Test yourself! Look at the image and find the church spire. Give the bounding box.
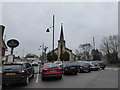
[60,23,64,41]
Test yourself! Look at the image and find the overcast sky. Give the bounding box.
[1,2,118,57]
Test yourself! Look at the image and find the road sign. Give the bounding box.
[7,39,19,48]
[7,39,19,55]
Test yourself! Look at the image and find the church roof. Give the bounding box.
[53,47,72,52]
[59,23,64,41]
[65,48,72,52]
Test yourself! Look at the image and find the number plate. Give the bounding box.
[70,67,75,69]
[50,70,56,72]
[6,73,16,75]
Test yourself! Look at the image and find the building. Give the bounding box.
[53,24,76,61]
[0,25,7,64]
[79,53,93,60]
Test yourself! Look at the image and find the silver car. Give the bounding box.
[89,61,100,71]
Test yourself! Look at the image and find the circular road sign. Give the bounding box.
[7,39,19,48]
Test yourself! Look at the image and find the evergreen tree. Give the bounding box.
[60,51,70,61]
[47,52,58,62]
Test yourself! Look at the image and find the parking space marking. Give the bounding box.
[36,73,39,83]
[114,68,118,71]
[105,68,118,71]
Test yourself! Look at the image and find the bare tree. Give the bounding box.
[101,35,118,54]
[101,35,118,64]
[79,43,92,60]
[101,36,111,55]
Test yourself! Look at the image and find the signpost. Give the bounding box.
[7,39,19,62]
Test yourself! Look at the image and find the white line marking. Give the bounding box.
[115,68,118,71]
[36,73,39,83]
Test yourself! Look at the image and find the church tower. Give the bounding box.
[53,23,76,61]
[58,23,66,60]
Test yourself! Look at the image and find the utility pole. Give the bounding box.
[53,15,55,56]
[41,42,44,65]
[23,49,25,59]
[46,15,55,62]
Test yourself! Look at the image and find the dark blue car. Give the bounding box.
[62,62,79,75]
[75,61,91,73]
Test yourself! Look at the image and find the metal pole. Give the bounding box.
[52,15,55,62]
[53,15,54,54]
[42,42,44,65]
[11,48,14,55]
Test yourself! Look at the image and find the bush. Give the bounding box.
[47,52,58,62]
[60,51,70,61]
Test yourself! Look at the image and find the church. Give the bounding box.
[53,24,76,61]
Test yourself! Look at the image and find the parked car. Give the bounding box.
[75,61,91,73]
[53,61,63,66]
[2,62,34,86]
[88,61,100,71]
[32,60,41,66]
[62,61,79,75]
[94,61,106,69]
[41,63,63,80]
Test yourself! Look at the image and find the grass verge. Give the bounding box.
[106,64,119,68]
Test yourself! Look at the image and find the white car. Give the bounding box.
[89,61,100,71]
[53,61,62,66]
[32,60,41,66]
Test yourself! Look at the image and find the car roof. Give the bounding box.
[54,61,62,63]
[44,63,53,65]
[4,61,27,65]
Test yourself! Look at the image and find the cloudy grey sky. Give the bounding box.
[1,2,118,57]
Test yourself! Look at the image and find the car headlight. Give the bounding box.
[80,67,82,69]
[0,70,2,74]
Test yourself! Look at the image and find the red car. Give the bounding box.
[41,63,63,80]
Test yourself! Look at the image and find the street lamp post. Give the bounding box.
[46,15,55,62]
[38,45,42,57]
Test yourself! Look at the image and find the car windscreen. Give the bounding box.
[92,61,99,64]
[44,64,59,68]
[54,61,62,64]
[77,61,87,65]
[3,64,23,70]
[64,62,77,67]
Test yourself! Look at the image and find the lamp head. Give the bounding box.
[46,28,50,32]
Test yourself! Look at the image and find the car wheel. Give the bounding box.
[59,76,62,79]
[42,77,45,81]
[101,67,105,70]
[74,72,77,75]
[24,76,29,85]
[96,68,99,71]
[88,69,91,72]
[63,71,66,75]
[2,84,6,88]
[78,69,80,73]
[84,69,89,73]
